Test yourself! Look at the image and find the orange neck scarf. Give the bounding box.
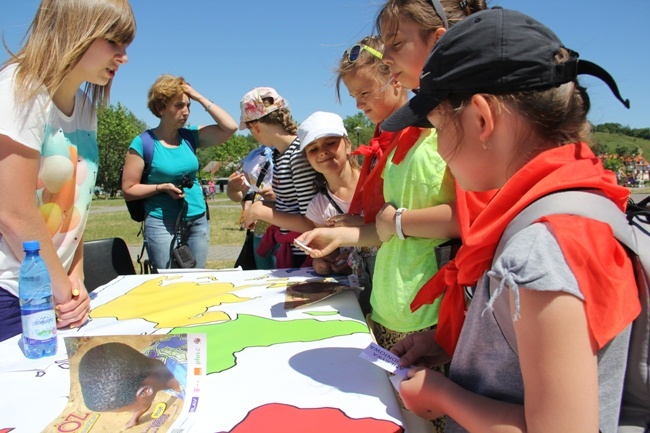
[349,125,423,223]
[412,143,640,356]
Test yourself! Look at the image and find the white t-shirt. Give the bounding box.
[0,64,98,296]
[305,190,350,227]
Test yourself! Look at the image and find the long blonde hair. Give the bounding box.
[3,0,136,109]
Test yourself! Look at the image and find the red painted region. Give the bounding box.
[0,428,15,433]
[228,403,403,433]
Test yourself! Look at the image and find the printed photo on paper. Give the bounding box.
[41,333,206,433]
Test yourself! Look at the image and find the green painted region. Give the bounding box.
[305,311,339,316]
[171,314,368,374]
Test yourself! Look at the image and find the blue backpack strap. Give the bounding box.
[178,128,198,153]
[140,130,156,180]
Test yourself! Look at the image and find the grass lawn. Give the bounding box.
[86,188,649,272]
[86,195,247,270]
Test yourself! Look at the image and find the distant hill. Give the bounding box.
[592,131,650,158]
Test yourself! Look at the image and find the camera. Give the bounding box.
[172,243,196,268]
[176,174,193,190]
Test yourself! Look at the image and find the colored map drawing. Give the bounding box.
[172,314,369,373]
[90,275,253,328]
[225,403,403,433]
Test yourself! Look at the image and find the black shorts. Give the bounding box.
[0,287,22,342]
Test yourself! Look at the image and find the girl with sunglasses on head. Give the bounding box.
[329,35,411,314]
[300,36,454,433]
[0,0,136,341]
[298,0,488,345]
[336,36,406,227]
[121,74,237,271]
[386,8,636,432]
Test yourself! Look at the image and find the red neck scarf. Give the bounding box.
[412,143,640,356]
[257,225,313,269]
[349,125,423,222]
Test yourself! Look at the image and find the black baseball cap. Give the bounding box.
[382,8,630,132]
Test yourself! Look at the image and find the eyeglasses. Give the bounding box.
[344,44,383,63]
[430,0,449,29]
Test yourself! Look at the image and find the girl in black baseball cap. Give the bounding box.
[389,8,635,433]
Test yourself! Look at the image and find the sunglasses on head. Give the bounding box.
[344,44,383,63]
[430,0,449,29]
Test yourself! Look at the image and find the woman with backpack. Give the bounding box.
[121,75,237,270]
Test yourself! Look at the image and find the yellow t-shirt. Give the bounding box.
[371,129,455,332]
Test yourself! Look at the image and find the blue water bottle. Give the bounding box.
[19,240,57,359]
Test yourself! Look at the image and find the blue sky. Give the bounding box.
[1,0,648,133]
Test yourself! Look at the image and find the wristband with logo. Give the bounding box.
[395,207,407,240]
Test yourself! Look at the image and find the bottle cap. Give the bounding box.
[23,240,40,251]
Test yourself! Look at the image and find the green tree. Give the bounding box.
[342,112,373,149]
[96,103,147,198]
[615,144,630,158]
[602,156,623,175]
[590,140,609,156]
[594,122,624,134]
[635,128,650,140]
[244,133,259,149]
[196,134,256,178]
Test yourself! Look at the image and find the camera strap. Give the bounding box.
[175,198,189,241]
[166,198,189,269]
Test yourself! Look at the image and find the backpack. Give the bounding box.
[122,128,198,222]
[490,190,650,431]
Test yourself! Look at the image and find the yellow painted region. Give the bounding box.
[91,276,252,328]
[235,276,290,288]
[151,402,167,419]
